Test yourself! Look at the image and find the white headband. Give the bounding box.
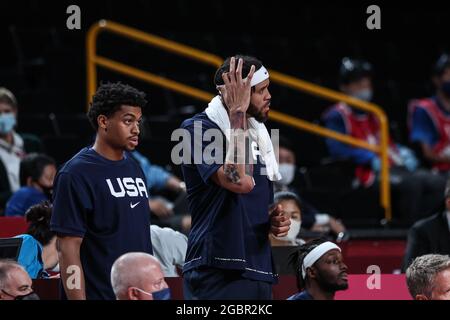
[302,242,341,279]
[250,66,269,87]
[216,65,269,92]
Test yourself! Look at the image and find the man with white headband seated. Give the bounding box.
[180,55,290,299]
[288,239,349,300]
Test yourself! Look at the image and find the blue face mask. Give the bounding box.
[1,289,40,300]
[351,88,373,102]
[135,287,171,300]
[151,287,171,300]
[0,113,16,134]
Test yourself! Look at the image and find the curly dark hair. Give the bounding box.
[289,238,328,290]
[87,82,148,130]
[25,201,54,246]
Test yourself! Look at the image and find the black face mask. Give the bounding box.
[41,186,53,199]
[2,289,40,300]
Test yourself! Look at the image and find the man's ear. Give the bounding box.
[127,287,139,300]
[415,294,429,300]
[97,115,108,132]
[307,267,316,280]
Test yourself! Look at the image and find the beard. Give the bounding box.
[247,102,270,123]
[320,281,349,292]
[316,272,349,292]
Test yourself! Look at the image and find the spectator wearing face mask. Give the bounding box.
[287,239,348,300]
[322,57,446,224]
[0,259,40,300]
[270,191,304,246]
[0,88,44,214]
[409,53,450,176]
[275,137,346,238]
[111,252,171,300]
[5,153,56,217]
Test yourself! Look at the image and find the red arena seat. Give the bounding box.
[0,217,28,237]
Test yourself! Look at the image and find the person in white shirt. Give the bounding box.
[0,87,43,212]
[150,224,187,277]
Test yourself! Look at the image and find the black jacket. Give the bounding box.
[402,211,450,271]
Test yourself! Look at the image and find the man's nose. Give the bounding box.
[132,122,140,134]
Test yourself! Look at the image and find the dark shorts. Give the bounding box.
[183,267,273,300]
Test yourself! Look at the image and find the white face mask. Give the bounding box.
[278,163,296,186]
[275,219,301,243]
[351,89,373,102]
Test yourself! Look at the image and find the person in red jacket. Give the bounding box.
[323,57,446,224]
[409,53,450,174]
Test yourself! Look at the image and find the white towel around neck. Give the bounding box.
[205,95,281,182]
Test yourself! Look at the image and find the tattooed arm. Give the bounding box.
[211,57,255,193]
[224,109,253,181]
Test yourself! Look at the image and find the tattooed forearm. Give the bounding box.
[228,110,247,163]
[229,110,246,130]
[224,110,254,184]
[224,163,241,183]
[245,162,253,176]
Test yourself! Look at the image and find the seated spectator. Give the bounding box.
[5,153,56,216]
[270,191,303,246]
[0,88,44,213]
[287,239,348,300]
[131,151,191,234]
[275,136,346,238]
[409,53,450,174]
[406,254,450,300]
[132,150,186,194]
[110,252,171,300]
[0,259,40,300]
[150,224,187,277]
[14,201,57,278]
[402,178,450,271]
[323,57,446,224]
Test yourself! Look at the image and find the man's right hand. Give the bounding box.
[217,57,255,114]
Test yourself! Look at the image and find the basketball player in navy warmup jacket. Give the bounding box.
[181,56,291,300]
[50,82,153,300]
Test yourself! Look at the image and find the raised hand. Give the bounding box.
[218,57,255,114]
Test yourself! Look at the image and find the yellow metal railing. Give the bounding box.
[86,20,391,221]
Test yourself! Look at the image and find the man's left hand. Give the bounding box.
[269,204,291,237]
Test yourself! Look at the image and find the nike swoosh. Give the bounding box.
[130,201,140,209]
